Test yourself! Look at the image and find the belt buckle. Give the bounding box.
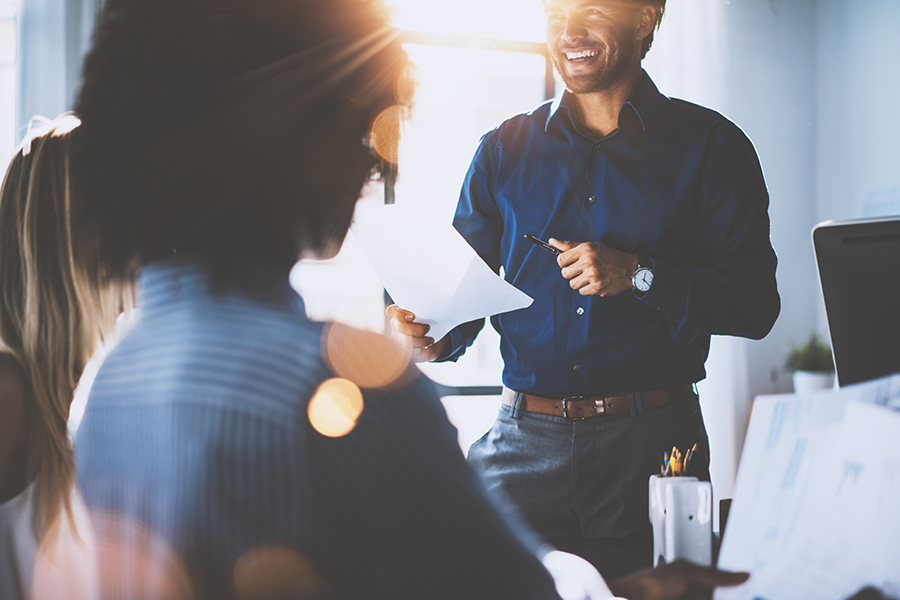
[562,396,585,421]
[562,395,605,421]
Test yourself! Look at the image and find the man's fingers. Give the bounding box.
[703,570,750,587]
[408,336,436,349]
[671,561,749,588]
[390,328,433,349]
[389,313,431,337]
[548,238,576,252]
[553,239,580,267]
[846,586,889,600]
[390,320,433,348]
[385,304,416,322]
[610,561,749,600]
[568,274,590,291]
[409,335,450,363]
[414,345,441,362]
[560,262,583,280]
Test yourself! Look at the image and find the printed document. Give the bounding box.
[716,374,900,600]
[351,204,533,342]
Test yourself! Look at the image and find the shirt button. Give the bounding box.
[587,195,597,204]
[576,307,585,316]
[573,364,581,372]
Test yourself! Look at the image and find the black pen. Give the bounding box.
[524,233,561,256]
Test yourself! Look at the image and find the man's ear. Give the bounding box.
[635,6,658,41]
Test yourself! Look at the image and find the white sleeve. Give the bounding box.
[541,550,627,600]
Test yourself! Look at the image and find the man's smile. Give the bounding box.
[566,49,600,61]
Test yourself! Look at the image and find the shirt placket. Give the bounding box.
[565,140,607,395]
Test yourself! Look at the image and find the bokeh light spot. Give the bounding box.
[31,506,97,600]
[370,105,405,165]
[322,323,410,390]
[308,378,364,438]
[234,545,334,600]
[88,509,194,600]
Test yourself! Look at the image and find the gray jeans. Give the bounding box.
[468,391,710,577]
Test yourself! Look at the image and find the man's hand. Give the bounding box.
[846,587,895,600]
[608,560,749,600]
[550,239,638,297]
[385,305,450,363]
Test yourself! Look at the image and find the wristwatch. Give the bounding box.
[632,254,654,297]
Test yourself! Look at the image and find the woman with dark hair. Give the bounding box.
[0,116,127,599]
[71,0,570,598]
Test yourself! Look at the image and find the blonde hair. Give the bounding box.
[0,115,128,534]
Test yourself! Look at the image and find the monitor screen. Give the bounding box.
[813,217,900,387]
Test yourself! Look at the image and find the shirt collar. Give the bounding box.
[137,260,305,315]
[544,69,662,134]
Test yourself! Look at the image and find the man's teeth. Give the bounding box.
[566,49,599,60]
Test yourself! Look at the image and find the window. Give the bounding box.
[290,2,556,449]
[0,0,15,168]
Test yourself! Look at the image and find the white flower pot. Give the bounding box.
[792,370,834,395]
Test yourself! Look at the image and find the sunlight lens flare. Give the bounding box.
[322,323,410,390]
[370,105,405,165]
[308,378,365,438]
[234,545,333,600]
[394,61,417,109]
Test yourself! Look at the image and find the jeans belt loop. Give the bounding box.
[510,391,525,420]
[561,397,574,421]
[634,390,644,416]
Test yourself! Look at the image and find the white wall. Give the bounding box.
[0,0,15,168]
[814,0,900,334]
[815,0,900,226]
[644,0,820,504]
[641,0,900,507]
[15,0,96,143]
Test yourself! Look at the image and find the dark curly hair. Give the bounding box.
[74,0,411,286]
[540,0,666,59]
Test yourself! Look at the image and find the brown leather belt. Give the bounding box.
[501,385,693,421]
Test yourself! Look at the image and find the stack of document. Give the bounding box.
[716,374,900,600]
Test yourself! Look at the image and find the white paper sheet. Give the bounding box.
[716,374,900,600]
[350,204,533,341]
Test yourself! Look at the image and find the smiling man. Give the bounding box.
[389,0,780,579]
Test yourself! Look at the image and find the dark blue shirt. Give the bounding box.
[442,71,779,397]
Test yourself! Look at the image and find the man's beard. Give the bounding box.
[551,37,636,94]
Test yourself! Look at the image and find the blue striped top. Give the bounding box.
[75,262,559,599]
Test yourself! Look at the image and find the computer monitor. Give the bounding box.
[813,216,900,387]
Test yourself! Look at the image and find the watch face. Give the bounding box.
[634,268,653,292]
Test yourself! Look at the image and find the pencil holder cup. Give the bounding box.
[648,475,713,567]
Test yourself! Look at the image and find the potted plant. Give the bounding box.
[785,333,835,394]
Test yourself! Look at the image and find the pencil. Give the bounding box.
[688,443,698,475]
